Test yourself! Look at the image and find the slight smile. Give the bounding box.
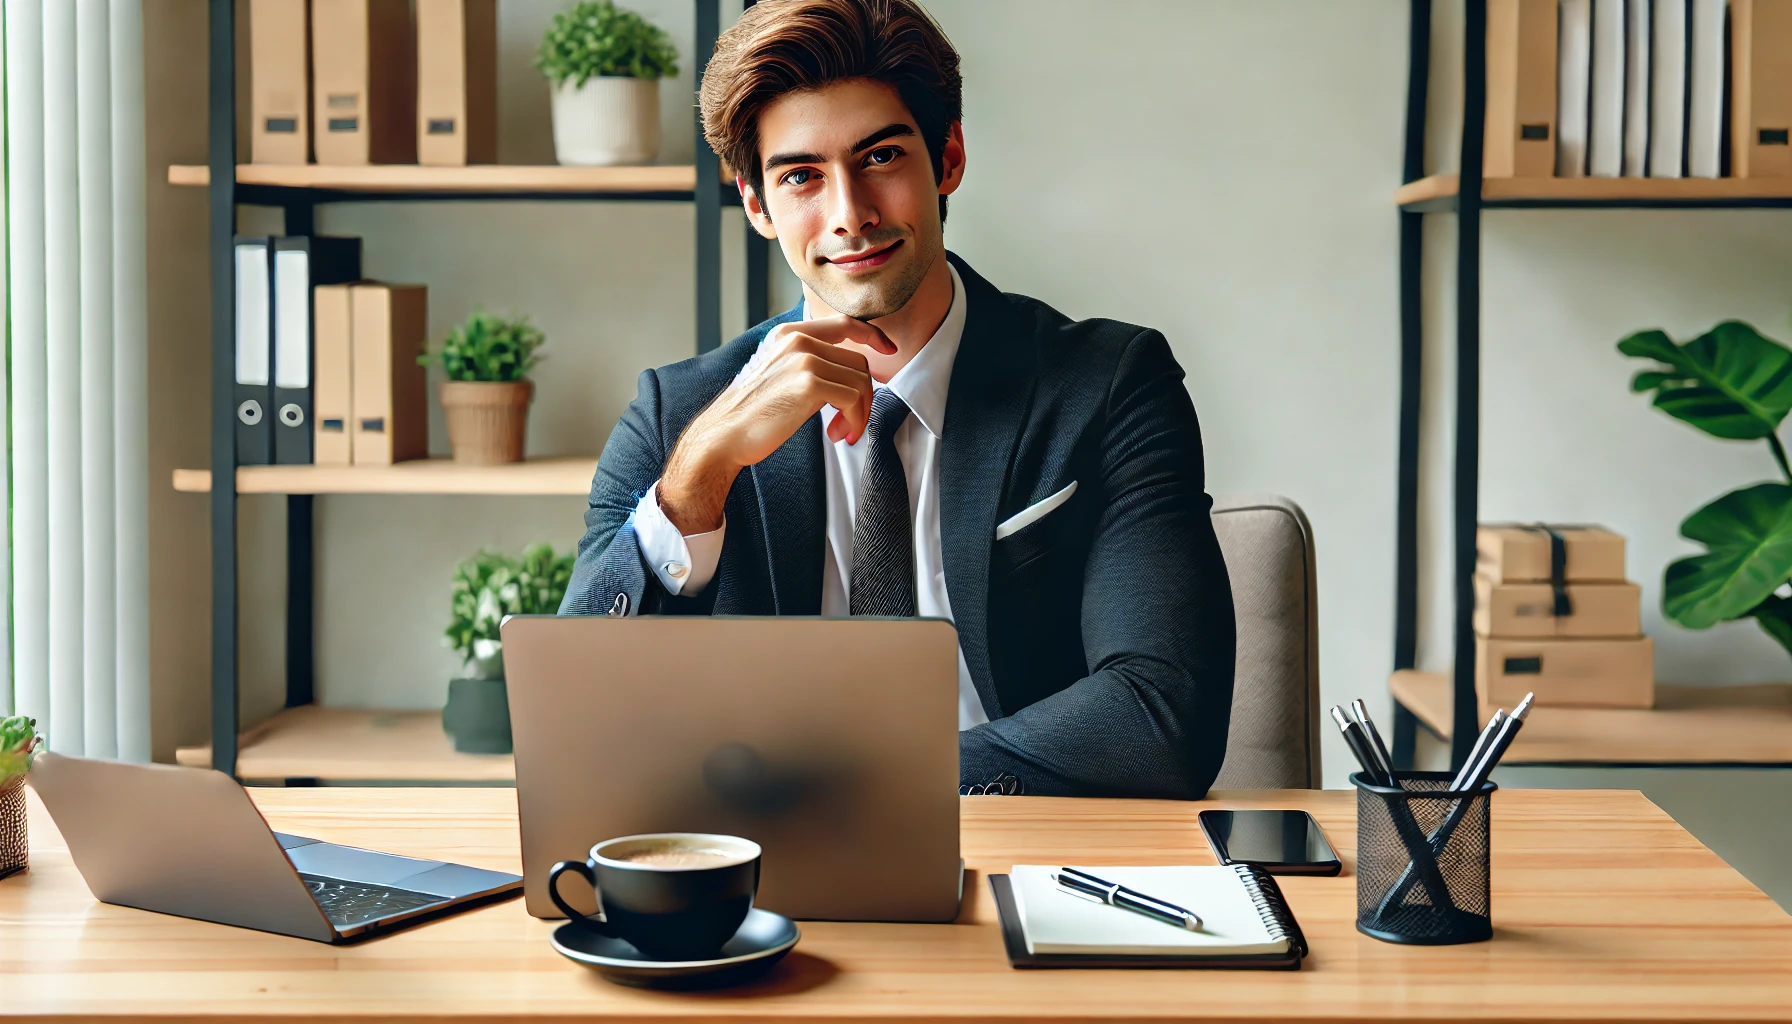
[826,239,902,273]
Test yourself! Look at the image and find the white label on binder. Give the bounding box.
[235,242,270,386]
[274,248,311,388]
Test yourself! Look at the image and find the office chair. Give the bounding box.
[1209,495,1321,790]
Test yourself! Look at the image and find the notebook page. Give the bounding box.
[1009,865,1290,957]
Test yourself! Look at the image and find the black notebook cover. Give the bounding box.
[988,872,1306,971]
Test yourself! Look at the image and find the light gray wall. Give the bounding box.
[148,1,1792,787]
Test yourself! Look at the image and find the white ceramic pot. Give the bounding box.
[550,75,661,166]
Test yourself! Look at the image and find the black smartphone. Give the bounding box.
[1198,809,1342,876]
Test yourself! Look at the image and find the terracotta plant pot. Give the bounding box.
[440,380,533,465]
[0,777,26,880]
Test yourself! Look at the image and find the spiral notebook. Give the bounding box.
[989,865,1306,970]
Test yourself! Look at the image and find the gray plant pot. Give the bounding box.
[442,676,513,755]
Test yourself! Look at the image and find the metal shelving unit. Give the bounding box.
[1390,0,1792,770]
[201,0,768,778]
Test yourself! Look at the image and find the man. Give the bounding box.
[560,0,1235,799]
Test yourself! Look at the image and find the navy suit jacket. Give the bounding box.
[560,255,1236,798]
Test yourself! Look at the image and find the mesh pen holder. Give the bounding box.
[1353,771,1495,945]
[0,777,26,880]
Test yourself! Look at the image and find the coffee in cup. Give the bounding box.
[549,833,761,961]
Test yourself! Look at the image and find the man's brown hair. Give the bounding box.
[699,0,963,221]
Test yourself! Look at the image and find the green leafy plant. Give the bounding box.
[419,310,546,383]
[443,544,576,677]
[0,716,40,785]
[535,0,680,87]
[1620,320,1792,653]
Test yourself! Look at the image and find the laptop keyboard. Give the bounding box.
[301,875,442,928]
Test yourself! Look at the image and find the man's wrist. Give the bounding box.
[659,431,736,535]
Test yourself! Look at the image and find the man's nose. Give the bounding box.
[828,174,879,237]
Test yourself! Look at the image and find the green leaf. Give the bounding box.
[440,543,578,662]
[1751,594,1792,658]
[420,309,547,383]
[1663,483,1792,628]
[534,0,679,85]
[1618,321,1792,440]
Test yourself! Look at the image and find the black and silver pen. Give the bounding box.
[1331,705,1391,786]
[1052,867,1203,931]
[1350,698,1397,781]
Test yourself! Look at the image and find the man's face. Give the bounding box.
[747,79,963,320]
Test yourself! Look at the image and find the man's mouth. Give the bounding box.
[826,239,902,273]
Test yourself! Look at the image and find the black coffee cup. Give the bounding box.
[549,832,761,962]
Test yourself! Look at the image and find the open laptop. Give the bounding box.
[28,753,521,942]
[500,615,963,923]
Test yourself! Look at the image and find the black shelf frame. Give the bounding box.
[205,0,770,777]
[1389,0,1792,770]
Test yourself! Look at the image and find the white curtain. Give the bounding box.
[4,0,151,761]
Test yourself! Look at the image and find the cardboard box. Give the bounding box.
[349,283,429,465]
[417,0,497,166]
[250,0,311,164]
[1477,636,1655,709]
[1473,574,1642,638]
[312,0,416,165]
[313,284,354,465]
[1476,524,1626,583]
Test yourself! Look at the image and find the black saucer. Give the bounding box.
[549,908,800,989]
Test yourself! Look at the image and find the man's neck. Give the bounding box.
[802,252,954,383]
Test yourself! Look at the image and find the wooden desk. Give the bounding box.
[6,787,1791,1023]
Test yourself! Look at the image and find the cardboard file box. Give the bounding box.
[312,0,416,165]
[1473,575,1642,638]
[349,284,429,465]
[250,0,311,164]
[1732,0,1792,178]
[313,285,354,465]
[417,0,497,166]
[1483,0,1558,177]
[1477,636,1655,710]
[1476,524,1626,583]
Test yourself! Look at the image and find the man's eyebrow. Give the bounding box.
[762,124,918,172]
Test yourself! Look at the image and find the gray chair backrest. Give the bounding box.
[1209,495,1320,790]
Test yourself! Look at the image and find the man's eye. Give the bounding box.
[866,147,900,166]
[780,168,815,186]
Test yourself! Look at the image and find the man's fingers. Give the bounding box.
[790,315,899,355]
[814,379,871,443]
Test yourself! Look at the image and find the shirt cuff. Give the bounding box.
[632,481,724,596]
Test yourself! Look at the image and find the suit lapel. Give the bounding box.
[940,256,1036,717]
[748,416,826,614]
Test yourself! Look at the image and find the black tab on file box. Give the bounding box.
[1503,657,1543,675]
[360,418,386,433]
[265,118,298,133]
[427,118,456,135]
[321,418,346,432]
[328,118,359,133]
[1520,124,1550,140]
[1760,129,1790,146]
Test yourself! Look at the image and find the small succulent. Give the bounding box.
[1,716,40,784]
[536,0,680,87]
[444,544,576,677]
[419,309,546,383]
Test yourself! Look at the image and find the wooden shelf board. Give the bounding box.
[1390,668,1792,764]
[1396,173,1792,208]
[172,456,596,495]
[168,163,724,194]
[174,705,515,782]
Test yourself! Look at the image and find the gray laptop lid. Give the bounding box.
[501,616,962,923]
[28,752,335,942]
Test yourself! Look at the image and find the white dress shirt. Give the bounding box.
[632,264,988,729]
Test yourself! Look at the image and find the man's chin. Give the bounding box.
[807,278,907,321]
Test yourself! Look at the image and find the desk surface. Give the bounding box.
[6,786,1791,1023]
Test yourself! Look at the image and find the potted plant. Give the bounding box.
[420,309,546,465]
[1,716,40,880]
[535,0,679,166]
[439,543,575,754]
[1619,319,1792,653]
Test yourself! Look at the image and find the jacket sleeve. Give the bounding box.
[957,330,1236,798]
[559,368,674,617]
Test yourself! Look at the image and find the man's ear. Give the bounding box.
[739,177,777,239]
[937,121,967,198]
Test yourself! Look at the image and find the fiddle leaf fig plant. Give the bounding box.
[443,543,576,679]
[1621,320,1792,654]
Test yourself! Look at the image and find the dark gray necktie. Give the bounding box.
[849,389,916,617]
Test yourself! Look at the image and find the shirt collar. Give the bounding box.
[806,261,965,440]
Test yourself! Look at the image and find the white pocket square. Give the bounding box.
[995,481,1078,540]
